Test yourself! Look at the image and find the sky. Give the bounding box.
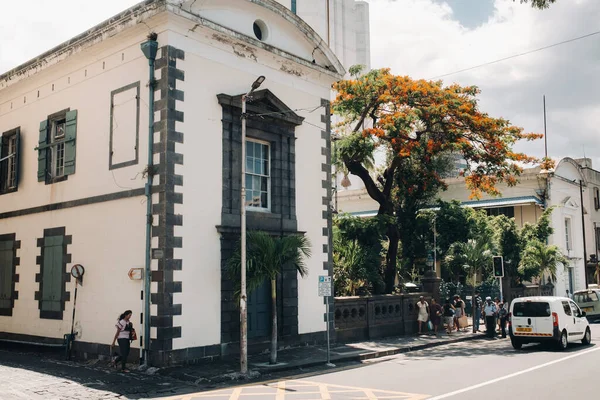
[1,0,599,167]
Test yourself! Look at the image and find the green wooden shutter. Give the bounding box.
[64,110,77,176]
[38,120,48,182]
[14,128,20,189]
[42,236,63,312]
[0,241,14,310]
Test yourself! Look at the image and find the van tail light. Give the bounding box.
[552,312,559,327]
[508,312,512,327]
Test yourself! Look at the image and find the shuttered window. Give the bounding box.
[36,228,71,320]
[0,235,18,316]
[0,128,20,194]
[37,110,77,183]
[41,235,64,314]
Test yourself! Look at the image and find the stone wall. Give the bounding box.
[334,293,428,343]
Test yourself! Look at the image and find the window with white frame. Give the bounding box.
[565,218,572,251]
[0,129,19,194]
[50,118,66,178]
[245,140,270,210]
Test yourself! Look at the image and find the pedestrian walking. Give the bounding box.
[111,310,136,373]
[443,298,456,335]
[483,297,498,338]
[429,298,442,335]
[453,295,466,332]
[416,296,429,335]
[473,291,483,332]
[498,302,508,338]
[495,297,501,332]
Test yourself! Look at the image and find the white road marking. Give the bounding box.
[427,346,600,399]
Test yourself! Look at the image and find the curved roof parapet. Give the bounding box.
[554,157,587,185]
[0,0,345,89]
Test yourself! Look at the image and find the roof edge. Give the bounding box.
[0,0,166,86]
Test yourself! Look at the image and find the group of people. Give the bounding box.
[416,292,509,338]
[416,295,468,335]
[473,291,509,338]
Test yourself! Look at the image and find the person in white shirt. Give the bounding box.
[416,296,429,334]
[482,297,498,338]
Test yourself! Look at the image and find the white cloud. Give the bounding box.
[368,0,600,166]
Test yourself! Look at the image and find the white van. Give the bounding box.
[509,296,592,350]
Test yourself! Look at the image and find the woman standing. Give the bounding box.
[443,298,456,335]
[111,310,133,373]
[416,296,429,334]
[429,298,442,335]
[453,295,465,332]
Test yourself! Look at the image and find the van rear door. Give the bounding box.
[512,301,552,335]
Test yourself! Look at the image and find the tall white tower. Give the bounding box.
[273,0,371,73]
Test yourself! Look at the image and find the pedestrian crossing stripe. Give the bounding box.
[513,333,553,337]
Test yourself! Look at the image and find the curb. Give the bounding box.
[251,333,486,374]
[161,333,487,383]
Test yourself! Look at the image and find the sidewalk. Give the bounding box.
[160,327,484,384]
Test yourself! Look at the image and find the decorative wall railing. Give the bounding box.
[334,293,428,342]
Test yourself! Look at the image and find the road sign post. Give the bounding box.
[318,275,335,367]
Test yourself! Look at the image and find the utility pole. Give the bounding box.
[140,33,158,367]
[240,76,265,375]
[580,180,589,289]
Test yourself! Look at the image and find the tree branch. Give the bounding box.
[346,160,386,206]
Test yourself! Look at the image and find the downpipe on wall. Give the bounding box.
[140,32,158,366]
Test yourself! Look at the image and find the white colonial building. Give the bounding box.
[0,0,372,365]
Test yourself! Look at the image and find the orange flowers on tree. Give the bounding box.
[332,67,541,293]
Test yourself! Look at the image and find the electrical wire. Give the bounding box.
[428,29,600,80]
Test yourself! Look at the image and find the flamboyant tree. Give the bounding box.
[333,68,542,293]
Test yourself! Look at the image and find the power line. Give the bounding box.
[429,29,600,80]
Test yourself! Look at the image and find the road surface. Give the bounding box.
[168,324,600,400]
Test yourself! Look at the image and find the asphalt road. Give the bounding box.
[173,324,600,400]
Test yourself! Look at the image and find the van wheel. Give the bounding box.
[511,339,522,350]
[557,330,568,351]
[582,328,592,345]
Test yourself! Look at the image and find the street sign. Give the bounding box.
[70,264,85,282]
[318,275,332,297]
[128,268,143,280]
[493,256,504,278]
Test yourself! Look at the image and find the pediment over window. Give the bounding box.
[561,196,579,209]
[217,89,304,126]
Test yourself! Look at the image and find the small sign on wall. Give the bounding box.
[128,268,143,280]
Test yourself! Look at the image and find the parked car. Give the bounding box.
[509,296,592,350]
[573,288,600,322]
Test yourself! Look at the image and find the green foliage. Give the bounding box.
[515,0,556,9]
[227,231,311,297]
[445,239,494,286]
[518,240,568,283]
[333,215,387,295]
[491,215,522,282]
[521,206,554,243]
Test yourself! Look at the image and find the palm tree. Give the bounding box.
[518,240,568,293]
[445,239,493,333]
[228,231,311,364]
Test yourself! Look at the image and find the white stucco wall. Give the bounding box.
[0,21,159,345]
[166,12,335,347]
[0,200,145,347]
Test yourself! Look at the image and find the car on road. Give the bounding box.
[509,296,592,350]
[573,288,600,322]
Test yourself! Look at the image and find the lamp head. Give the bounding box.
[252,76,266,90]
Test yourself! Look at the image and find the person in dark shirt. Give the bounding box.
[473,291,483,332]
[443,298,456,335]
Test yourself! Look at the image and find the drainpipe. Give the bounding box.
[140,32,158,366]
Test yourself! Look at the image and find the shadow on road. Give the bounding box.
[0,342,200,399]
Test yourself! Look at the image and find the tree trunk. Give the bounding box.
[385,225,399,293]
[270,278,277,365]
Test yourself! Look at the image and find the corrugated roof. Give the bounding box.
[348,196,543,217]
[461,196,543,208]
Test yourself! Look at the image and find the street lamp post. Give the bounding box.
[240,76,265,375]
